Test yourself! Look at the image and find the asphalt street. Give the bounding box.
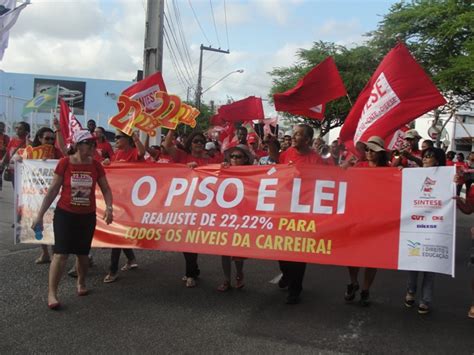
[0,182,473,354]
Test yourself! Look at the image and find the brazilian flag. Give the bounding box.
[22,86,59,115]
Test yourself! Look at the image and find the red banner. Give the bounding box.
[340,43,446,145]
[93,164,403,269]
[273,57,347,120]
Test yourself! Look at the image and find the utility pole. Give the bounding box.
[195,45,230,109]
[143,0,164,144]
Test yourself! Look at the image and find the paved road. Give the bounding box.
[1,183,473,354]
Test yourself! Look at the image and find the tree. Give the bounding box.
[269,41,379,136]
[367,0,473,108]
[173,100,213,136]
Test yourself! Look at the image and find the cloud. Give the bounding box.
[313,18,365,44]
[215,2,251,26]
[11,0,106,40]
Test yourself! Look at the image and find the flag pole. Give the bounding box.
[346,94,353,107]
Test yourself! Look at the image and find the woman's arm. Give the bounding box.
[98,175,113,224]
[132,132,146,159]
[31,173,63,229]
[162,129,179,160]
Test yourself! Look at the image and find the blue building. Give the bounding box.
[0,71,132,134]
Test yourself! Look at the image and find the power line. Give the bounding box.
[223,0,230,50]
[188,0,211,45]
[163,26,193,92]
[171,0,197,80]
[209,0,220,48]
[164,11,195,86]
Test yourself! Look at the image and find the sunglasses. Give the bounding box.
[365,148,375,153]
[78,140,95,146]
[114,135,126,140]
[43,137,55,142]
[192,139,205,144]
[230,154,245,159]
[423,153,435,159]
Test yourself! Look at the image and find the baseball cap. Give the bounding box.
[72,130,96,144]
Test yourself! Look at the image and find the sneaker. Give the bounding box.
[418,303,430,315]
[344,283,359,302]
[359,290,370,306]
[405,292,416,308]
[185,277,196,288]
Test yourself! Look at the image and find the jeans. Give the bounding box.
[407,271,435,305]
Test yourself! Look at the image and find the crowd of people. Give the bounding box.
[0,119,472,318]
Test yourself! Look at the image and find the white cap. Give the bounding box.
[205,142,216,150]
[72,130,95,144]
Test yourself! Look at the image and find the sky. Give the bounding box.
[1,0,397,116]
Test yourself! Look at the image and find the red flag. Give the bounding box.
[59,99,83,144]
[218,96,264,123]
[273,57,347,120]
[210,113,224,126]
[121,72,167,112]
[340,43,446,145]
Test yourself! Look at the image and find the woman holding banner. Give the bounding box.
[27,124,66,265]
[455,177,474,319]
[31,130,113,310]
[103,130,143,283]
[404,147,446,315]
[217,145,254,291]
[345,136,389,306]
[163,129,222,288]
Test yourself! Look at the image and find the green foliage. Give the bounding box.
[269,41,379,136]
[367,0,473,106]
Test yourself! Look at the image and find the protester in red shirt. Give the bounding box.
[248,134,266,160]
[163,129,222,288]
[31,130,113,310]
[455,152,469,196]
[1,121,31,186]
[93,127,114,162]
[446,151,455,166]
[103,130,143,283]
[345,136,389,306]
[0,121,10,160]
[25,126,66,265]
[391,129,422,167]
[405,147,446,315]
[455,179,474,319]
[273,123,332,305]
[216,144,254,292]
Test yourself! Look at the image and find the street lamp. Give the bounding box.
[201,69,244,95]
[196,69,244,108]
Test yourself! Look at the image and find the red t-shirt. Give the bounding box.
[279,147,332,165]
[5,137,27,171]
[55,157,106,214]
[112,147,143,162]
[94,141,114,162]
[174,149,222,166]
[446,160,454,167]
[0,133,10,160]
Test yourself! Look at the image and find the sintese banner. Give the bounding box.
[16,161,456,276]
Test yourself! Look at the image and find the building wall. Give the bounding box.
[0,71,132,134]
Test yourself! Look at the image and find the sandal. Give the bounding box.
[121,261,138,271]
[418,303,430,315]
[185,277,196,288]
[217,281,231,292]
[35,256,51,264]
[103,273,118,283]
[468,306,474,319]
[405,292,416,307]
[235,275,245,289]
